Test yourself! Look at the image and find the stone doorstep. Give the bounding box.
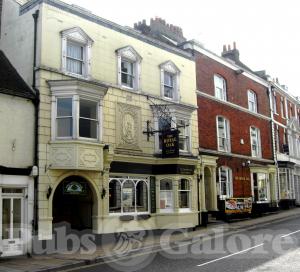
[1,208,300,272]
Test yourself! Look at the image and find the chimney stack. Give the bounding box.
[222,41,240,64]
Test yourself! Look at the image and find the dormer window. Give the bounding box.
[61,27,93,78]
[214,74,227,101]
[116,46,142,91]
[160,61,180,101]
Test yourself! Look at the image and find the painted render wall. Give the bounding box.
[39,4,197,106]
[0,93,35,167]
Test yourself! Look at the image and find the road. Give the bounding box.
[60,215,300,272]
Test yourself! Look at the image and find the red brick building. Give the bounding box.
[183,41,277,216]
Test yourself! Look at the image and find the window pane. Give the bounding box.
[57,98,72,117]
[121,73,133,87]
[160,191,173,209]
[179,191,189,208]
[13,199,21,239]
[2,199,10,239]
[109,180,121,213]
[121,61,133,75]
[179,179,190,190]
[136,181,148,212]
[164,72,174,98]
[79,119,97,138]
[67,42,83,60]
[160,180,173,190]
[67,58,83,75]
[122,181,135,213]
[80,100,97,119]
[57,118,72,137]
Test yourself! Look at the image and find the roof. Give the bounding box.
[0,51,36,100]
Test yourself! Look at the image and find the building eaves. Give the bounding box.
[20,0,193,60]
[0,51,36,100]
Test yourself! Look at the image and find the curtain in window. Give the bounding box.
[56,98,73,137]
[67,42,83,75]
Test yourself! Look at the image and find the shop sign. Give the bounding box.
[63,181,86,195]
[234,176,250,181]
[162,130,179,158]
[225,197,252,214]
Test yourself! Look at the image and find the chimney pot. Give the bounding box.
[228,44,231,50]
[142,19,146,24]
[223,45,227,52]
[233,41,236,49]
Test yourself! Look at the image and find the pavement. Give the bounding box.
[1,208,300,272]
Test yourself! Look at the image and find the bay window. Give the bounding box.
[49,79,107,142]
[178,179,191,210]
[109,177,149,214]
[160,179,173,212]
[56,98,73,138]
[55,97,99,140]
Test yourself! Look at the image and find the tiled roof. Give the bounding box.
[0,50,36,100]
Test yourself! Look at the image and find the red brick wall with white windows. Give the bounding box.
[217,156,252,197]
[196,53,271,117]
[198,95,273,160]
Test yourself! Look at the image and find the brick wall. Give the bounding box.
[196,53,270,117]
[217,156,252,197]
[198,95,273,160]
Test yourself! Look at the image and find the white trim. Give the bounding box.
[197,91,271,121]
[216,116,231,153]
[250,126,262,158]
[183,41,269,87]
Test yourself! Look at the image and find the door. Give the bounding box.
[2,196,24,256]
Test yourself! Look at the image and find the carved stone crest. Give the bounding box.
[116,103,142,151]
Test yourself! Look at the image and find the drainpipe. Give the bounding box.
[268,83,279,206]
[32,9,40,235]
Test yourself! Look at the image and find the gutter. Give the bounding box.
[32,9,40,235]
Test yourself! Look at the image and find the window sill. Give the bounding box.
[51,138,102,145]
[178,208,192,213]
[62,70,90,80]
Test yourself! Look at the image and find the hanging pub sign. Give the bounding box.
[63,181,87,195]
[162,129,179,158]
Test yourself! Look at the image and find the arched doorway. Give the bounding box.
[53,176,94,230]
[204,167,212,211]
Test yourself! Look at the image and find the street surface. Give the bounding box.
[60,215,300,272]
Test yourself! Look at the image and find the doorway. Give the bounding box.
[52,176,94,231]
[1,188,24,257]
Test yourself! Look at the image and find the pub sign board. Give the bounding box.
[162,129,179,158]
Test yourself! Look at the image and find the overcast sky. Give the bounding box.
[64,0,299,97]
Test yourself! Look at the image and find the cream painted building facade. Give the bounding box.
[0,0,218,240]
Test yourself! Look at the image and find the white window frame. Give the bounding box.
[216,116,231,152]
[108,176,150,215]
[250,126,261,158]
[178,179,191,212]
[49,80,107,142]
[160,61,180,102]
[218,166,233,200]
[252,172,270,203]
[116,46,142,91]
[280,97,285,118]
[248,89,257,113]
[159,179,174,213]
[214,74,227,101]
[61,27,93,78]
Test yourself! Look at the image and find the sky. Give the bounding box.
[63,0,300,97]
